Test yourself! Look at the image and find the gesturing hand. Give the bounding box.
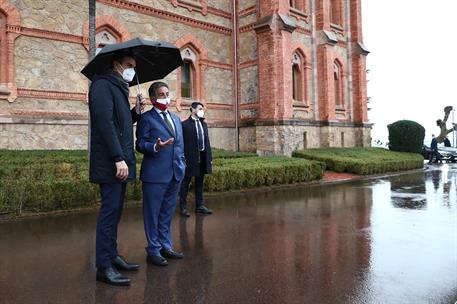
[115,160,129,180]
[156,137,174,150]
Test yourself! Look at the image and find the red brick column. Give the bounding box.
[350,0,369,123]
[255,0,296,121]
[317,44,336,121]
[316,0,331,31]
[0,0,21,102]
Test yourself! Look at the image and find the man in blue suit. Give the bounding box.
[136,82,186,266]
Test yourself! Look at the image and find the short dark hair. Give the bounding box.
[111,51,135,67]
[148,82,169,98]
[190,102,204,112]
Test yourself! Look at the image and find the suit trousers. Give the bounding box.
[179,174,205,209]
[142,179,181,256]
[96,183,126,269]
[179,155,206,209]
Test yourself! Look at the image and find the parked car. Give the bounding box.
[422,145,457,163]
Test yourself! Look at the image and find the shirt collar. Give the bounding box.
[154,107,168,115]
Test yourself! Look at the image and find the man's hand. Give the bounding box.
[115,160,129,180]
[135,93,147,114]
[156,137,174,150]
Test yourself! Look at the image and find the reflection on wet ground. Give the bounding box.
[0,164,456,304]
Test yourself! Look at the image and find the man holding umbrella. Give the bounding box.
[82,38,183,286]
[87,50,144,286]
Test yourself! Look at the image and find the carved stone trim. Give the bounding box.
[98,0,231,35]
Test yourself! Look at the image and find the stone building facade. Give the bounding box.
[0,0,371,155]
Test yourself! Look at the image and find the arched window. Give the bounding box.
[180,47,197,100]
[292,53,302,101]
[330,0,342,25]
[95,28,119,55]
[333,61,344,108]
[292,51,308,103]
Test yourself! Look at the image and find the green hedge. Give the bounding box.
[0,149,323,215]
[211,148,258,159]
[204,157,325,192]
[292,148,424,175]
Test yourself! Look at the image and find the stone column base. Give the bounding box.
[252,121,372,156]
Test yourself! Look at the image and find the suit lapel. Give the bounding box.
[151,109,174,137]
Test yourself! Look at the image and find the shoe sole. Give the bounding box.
[113,265,140,271]
[148,262,168,266]
[146,259,169,266]
[163,256,184,259]
[96,276,131,286]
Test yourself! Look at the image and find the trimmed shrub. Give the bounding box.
[204,157,325,192]
[388,120,425,153]
[211,148,258,159]
[293,148,424,175]
[0,149,323,215]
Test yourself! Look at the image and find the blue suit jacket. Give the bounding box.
[136,109,186,183]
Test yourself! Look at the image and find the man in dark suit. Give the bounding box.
[179,102,213,217]
[429,134,442,164]
[136,82,186,266]
[89,51,144,286]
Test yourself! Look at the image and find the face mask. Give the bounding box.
[156,98,170,105]
[153,98,170,111]
[196,110,205,118]
[121,67,135,82]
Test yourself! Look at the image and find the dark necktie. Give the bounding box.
[197,120,204,151]
[161,111,175,136]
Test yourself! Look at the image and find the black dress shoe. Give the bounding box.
[96,267,130,286]
[180,207,191,217]
[160,249,184,259]
[146,254,168,266]
[112,255,140,271]
[196,205,213,215]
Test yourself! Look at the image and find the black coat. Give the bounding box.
[88,72,140,184]
[182,116,212,177]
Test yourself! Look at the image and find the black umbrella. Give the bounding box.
[81,37,183,86]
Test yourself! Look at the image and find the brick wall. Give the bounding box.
[0,0,370,152]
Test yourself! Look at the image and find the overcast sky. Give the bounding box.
[362,0,457,145]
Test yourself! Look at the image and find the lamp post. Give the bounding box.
[88,0,96,156]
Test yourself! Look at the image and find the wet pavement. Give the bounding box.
[0,164,456,304]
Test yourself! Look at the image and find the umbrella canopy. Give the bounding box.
[81,37,183,86]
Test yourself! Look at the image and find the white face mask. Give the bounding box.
[196,109,205,118]
[156,97,170,105]
[122,68,136,82]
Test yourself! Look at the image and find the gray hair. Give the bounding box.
[148,82,169,98]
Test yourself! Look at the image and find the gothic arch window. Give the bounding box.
[292,51,308,104]
[180,46,198,100]
[333,60,344,108]
[330,0,343,26]
[95,28,119,55]
[83,16,131,52]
